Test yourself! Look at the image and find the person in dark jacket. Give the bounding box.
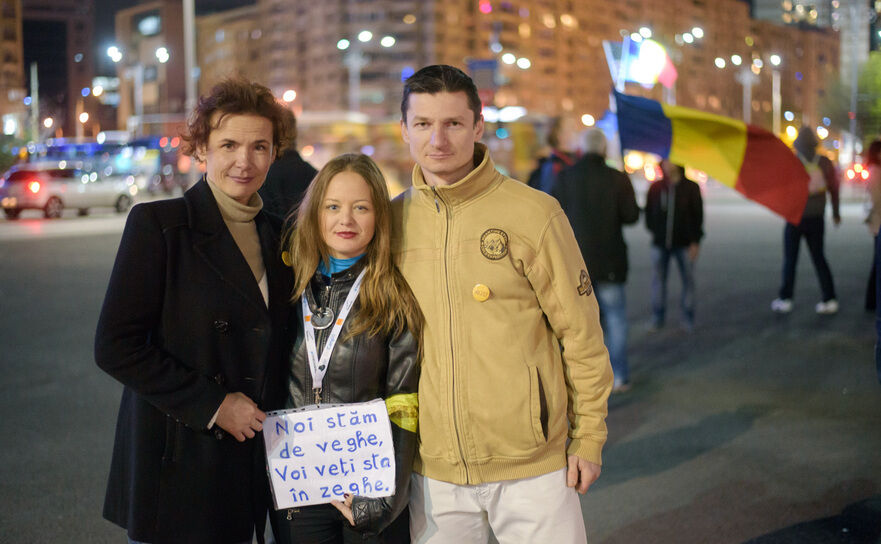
[528,116,579,194]
[258,107,318,223]
[553,128,639,392]
[645,159,704,331]
[94,78,294,543]
[771,127,841,315]
[272,153,422,543]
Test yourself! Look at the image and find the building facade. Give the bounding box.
[21,0,94,138]
[211,0,836,133]
[114,0,186,137]
[0,0,25,138]
[196,4,263,97]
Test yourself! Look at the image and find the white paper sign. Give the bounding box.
[263,399,396,509]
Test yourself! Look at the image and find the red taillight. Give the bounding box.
[28,181,40,193]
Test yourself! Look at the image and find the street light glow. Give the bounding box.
[731,55,742,66]
[639,27,652,38]
[155,47,169,63]
[753,58,764,68]
[581,114,595,127]
[92,85,104,97]
[770,54,782,66]
[692,27,704,39]
[78,112,89,124]
[816,126,829,140]
[337,39,350,50]
[282,89,297,102]
[43,118,53,128]
[784,110,795,121]
[516,57,531,69]
[714,57,726,69]
[502,53,516,64]
[358,30,373,43]
[107,46,123,63]
[630,32,643,43]
[682,32,694,44]
[785,125,798,139]
[380,36,396,47]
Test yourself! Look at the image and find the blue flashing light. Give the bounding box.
[495,127,509,139]
[401,66,415,82]
[23,96,32,106]
[795,71,803,81]
[81,87,91,97]
[822,117,831,126]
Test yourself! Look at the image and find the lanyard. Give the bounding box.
[301,268,366,404]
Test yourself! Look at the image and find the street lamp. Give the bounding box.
[108,44,170,136]
[769,54,782,135]
[77,111,89,139]
[337,30,396,113]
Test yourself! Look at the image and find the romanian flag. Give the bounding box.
[615,91,808,224]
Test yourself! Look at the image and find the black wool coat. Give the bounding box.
[95,179,293,544]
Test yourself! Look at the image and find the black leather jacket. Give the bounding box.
[282,262,420,535]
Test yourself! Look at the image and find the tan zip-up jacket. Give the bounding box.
[391,144,613,485]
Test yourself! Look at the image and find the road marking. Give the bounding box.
[0,215,127,241]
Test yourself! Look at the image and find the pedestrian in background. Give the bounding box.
[270,153,422,543]
[258,107,318,223]
[528,116,580,194]
[863,139,881,311]
[771,127,841,315]
[553,128,640,393]
[95,78,294,544]
[644,159,704,332]
[393,64,612,544]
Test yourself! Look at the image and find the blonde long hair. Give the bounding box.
[284,153,423,341]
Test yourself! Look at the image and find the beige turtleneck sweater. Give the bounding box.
[207,180,268,306]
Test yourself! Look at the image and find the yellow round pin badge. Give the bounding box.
[472,283,491,302]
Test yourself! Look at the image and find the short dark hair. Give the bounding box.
[181,77,291,157]
[401,65,482,124]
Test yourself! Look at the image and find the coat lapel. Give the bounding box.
[185,179,269,313]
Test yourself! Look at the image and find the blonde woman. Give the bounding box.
[272,153,422,543]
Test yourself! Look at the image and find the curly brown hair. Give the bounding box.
[181,77,292,158]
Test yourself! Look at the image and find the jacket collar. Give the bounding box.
[183,177,284,314]
[410,143,503,207]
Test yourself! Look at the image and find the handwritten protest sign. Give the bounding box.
[263,399,396,509]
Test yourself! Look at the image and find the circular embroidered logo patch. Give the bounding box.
[480,229,509,260]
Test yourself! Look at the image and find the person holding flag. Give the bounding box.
[770,127,840,315]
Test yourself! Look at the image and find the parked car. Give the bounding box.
[0,161,137,219]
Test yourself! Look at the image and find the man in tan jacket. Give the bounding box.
[391,64,613,543]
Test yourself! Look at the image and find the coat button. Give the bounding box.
[214,428,224,440]
[213,374,224,385]
[213,320,230,333]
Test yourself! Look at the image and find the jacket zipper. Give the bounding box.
[431,185,471,483]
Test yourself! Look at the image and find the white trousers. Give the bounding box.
[409,469,587,544]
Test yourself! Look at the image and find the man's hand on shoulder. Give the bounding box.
[566,454,601,494]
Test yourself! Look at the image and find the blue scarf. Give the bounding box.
[318,254,365,277]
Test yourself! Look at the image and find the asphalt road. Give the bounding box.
[0,195,879,543]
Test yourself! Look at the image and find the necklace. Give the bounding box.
[310,282,334,330]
